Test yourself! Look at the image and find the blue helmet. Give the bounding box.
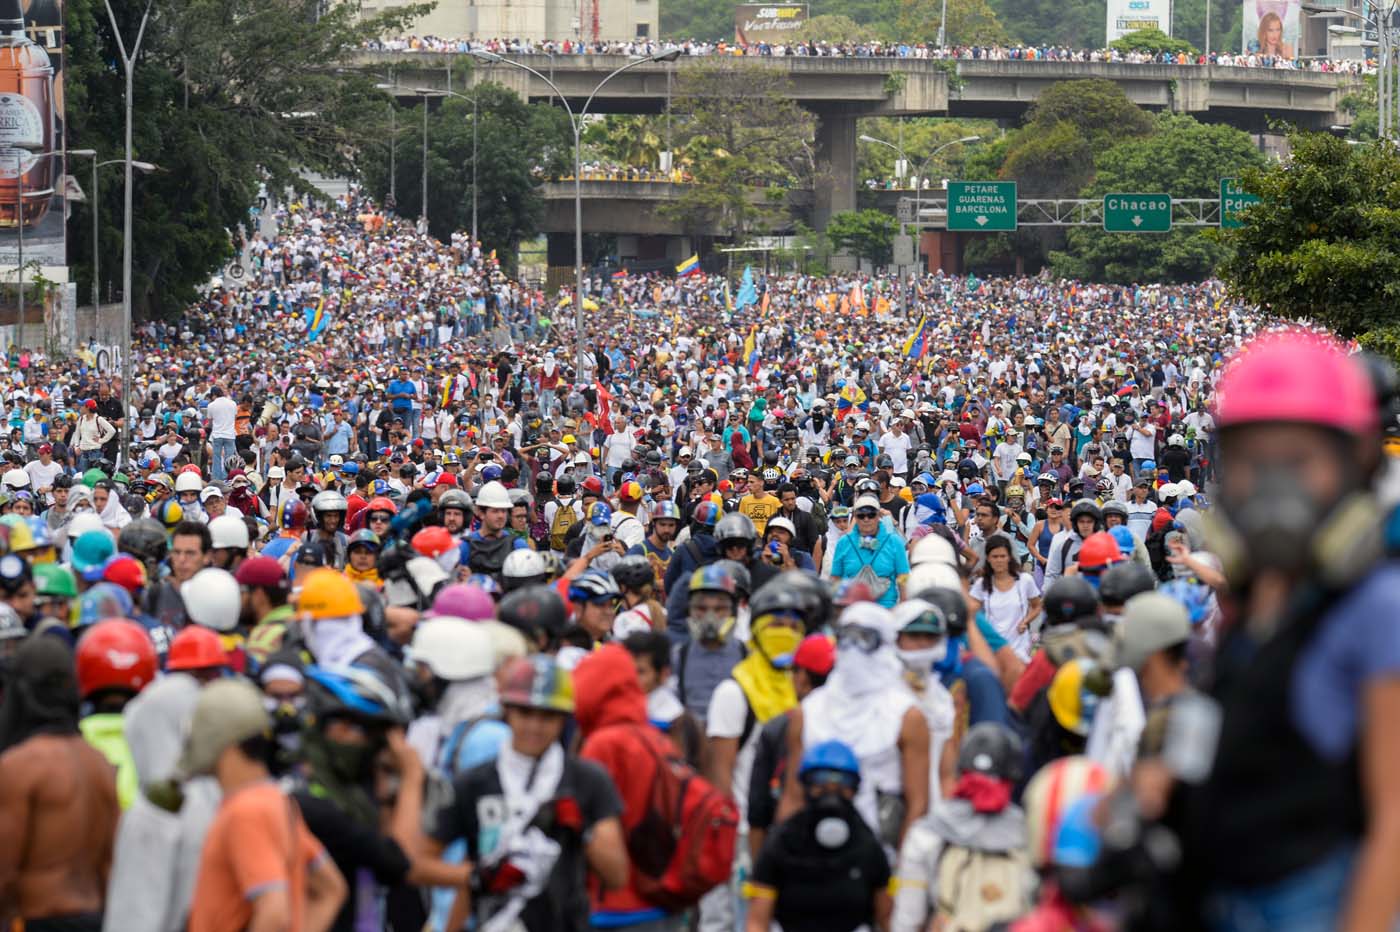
[304,663,412,725]
[568,567,621,604]
[587,501,612,526]
[1159,579,1213,626]
[798,739,861,786]
[1108,525,1136,558]
[481,463,504,482]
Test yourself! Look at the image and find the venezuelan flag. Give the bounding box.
[675,254,700,277]
[305,295,328,341]
[835,383,867,420]
[743,324,760,378]
[902,315,930,359]
[612,267,628,280]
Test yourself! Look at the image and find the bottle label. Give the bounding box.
[0,91,43,161]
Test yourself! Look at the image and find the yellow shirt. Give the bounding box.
[737,493,782,535]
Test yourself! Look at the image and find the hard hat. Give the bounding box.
[180,568,242,632]
[167,625,229,671]
[296,567,365,620]
[406,616,495,680]
[208,514,251,550]
[174,472,203,494]
[798,739,861,786]
[475,481,513,510]
[1077,531,1125,573]
[2,468,28,489]
[1215,328,1377,435]
[76,619,158,698]
[430,582,496,622]
[498,655,575,713]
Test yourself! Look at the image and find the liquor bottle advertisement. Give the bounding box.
[0,0,63,269]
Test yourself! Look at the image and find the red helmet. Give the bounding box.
[166,625,228,672]
[1216,328,1377,436]
[411,525,456,558]
[580,476,604,496]
[277,498,308,531]
[76,619,158,698]
[1077,531,1125,573]
[366,496,398,515]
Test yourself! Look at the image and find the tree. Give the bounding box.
[661,59,814,241]
[827,209,899,266]
[895,0,1010,45]
[1342,76,1378,140]
[64,0,427,319]
[1022,79,1157,151]
[794,14,883,43]
[582,116,666,169]
[1216,131,1400,346]
[990,0,1103,48]
[855,117,995,186]
[360,85,572,265]
[1050,113,1264,282]
[1109,28,1198,56]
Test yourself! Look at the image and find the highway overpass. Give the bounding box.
[359,52,1358,227]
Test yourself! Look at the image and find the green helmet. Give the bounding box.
[34,563,77,598]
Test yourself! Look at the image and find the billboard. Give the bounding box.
[0,0,65,272]
[1106,0,1171,42]
[735,4,808,44]
[1243,0,1300,59]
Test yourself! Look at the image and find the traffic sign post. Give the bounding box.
[1220,178,1259,230]
[947,181,1017,232]
[1102,193,1172,233]
[896,197,914,225]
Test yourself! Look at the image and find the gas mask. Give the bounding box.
[807,791,857,849]
[687,609,735,645]
[1217,464,1331,577]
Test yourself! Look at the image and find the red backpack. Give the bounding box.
[624,725,739,911]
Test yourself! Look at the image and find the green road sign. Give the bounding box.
[1220,178,1260,230]
[1103,193,1172,233]
[947,181,1017,232]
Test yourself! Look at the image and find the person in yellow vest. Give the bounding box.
[76,618,159,810]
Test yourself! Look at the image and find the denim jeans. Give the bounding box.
[1205,845,1356,932]
[211,437,237,480]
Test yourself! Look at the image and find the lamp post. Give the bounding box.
[414,86,479,243]
[470,49,681,376]
[103,0,154,465]
[858,133,978,306]
[8,150,66,354]
[68,152,157,318]
[1305,1,1395,138]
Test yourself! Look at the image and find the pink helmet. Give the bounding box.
[1215,329,1377,436]
[431,583,496,622]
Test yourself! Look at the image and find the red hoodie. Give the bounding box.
[573,643,678,920]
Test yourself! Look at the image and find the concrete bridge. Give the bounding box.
[358,52,1358,226]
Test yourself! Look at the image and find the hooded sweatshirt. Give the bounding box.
[573,643,675,925]
[103,674,222,932]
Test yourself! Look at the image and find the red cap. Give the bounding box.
[102,555,147,594]
[37,442,51,454]
[85,399,97,410]
[432,472,458,487]
[617,480,643,502]
[235,555,288,590]
[794,634,835,675]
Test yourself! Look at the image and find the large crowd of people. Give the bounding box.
[2,186,1400,932]
[363,36,1374,73]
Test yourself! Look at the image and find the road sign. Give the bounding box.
[896,197,914,224]
[1220,178,1259,230]
[892,234,915,267]
[1102,193,1172,233]
[947,181,1017,232]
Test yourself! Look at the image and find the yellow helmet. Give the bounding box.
[295,567,364,620]
[0,514,34,552]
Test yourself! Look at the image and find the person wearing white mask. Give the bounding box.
[777,601,930,853]
[892,599,956,807]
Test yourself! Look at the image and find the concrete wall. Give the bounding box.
[355,0,658,45]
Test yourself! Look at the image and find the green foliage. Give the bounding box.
[664,0,1005,43]
[1109,28,1197,55]
[826,209,899,266]
[359,85,573,266]
[582,116,666,169]
[1049,113,1264,283]
[660,59,814,240]
[792,14,881,43]
[1343,75,1378,141]
[1171,0,1243,54]
[661,0,736,42]
[64,0,428,319]
[1216,132,1400,341]
[1022,79,1157,151]
[856,117,993,185]
[896,0,1010,45]
[989,0,1103,48]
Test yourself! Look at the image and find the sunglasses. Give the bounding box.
[854,510,879,520]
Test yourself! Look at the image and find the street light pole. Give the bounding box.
[470,49,680,376]
[103,0,154,466]
[1306,2,1394,139]
[413,87,479,243]
[421,91,430,231]
[69,154,154,321]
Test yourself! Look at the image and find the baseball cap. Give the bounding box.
[71,530,116,581]
[37,442,51,454]
[1116,592,1191,671]
[102,555,147,594]
[617,480,643,502]
[235,555,288,590]
[174,678,271,779]
[853,494,881,513]
[793,633,835,676]
[200,486,224,501]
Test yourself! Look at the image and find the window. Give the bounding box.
[635,21,649,36]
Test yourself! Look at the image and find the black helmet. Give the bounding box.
[957,458,980,481]
[714,513,757,548]
[610,555,655,592]
[1101,500,1129,521]
[914,584,968,638]
[53,473,73,490]
[1043,576,1101,628]
[119,518,169,564]
[498,585,568,645]
[876,454,894,470]
[535,472,555,496]
[1069,499,1103,530]
[1098,561,1158,607]
[957,722,1025,783]
[555,475,576,496]
[715,558,751,598]
[749,577,806,626]
[776,570,833,631]
[806,445,821,458]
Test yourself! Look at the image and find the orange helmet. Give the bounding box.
[76,619,158,698]
[166,625,228,672]
[366,496,398,515]
[411,525,456,558]
[1077,531,1125,573]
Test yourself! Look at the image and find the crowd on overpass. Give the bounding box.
[364,35,1373,73]
[13,183,1400,932]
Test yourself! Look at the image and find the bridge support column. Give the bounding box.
[814,112,857,231]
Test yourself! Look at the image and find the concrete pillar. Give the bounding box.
[813,112,857,231]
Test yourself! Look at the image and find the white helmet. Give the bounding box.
[67,512,106,540]
[180,567,241,632]
[208,514,251,550]
[503,547,548,582]
[1168,433,1186,447]
[2,468,28,489]
[910,533,958,569]
[407,616,494,681]
[475,481,513,510]
[175,471,204,493]
[766,516,797,538]
[907,561,961,595]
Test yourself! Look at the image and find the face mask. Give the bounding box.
[933,634,965,676]
[323,737,376,784]
[809,792,855,849]
[897,643,947,675]
[1220,463,1323,575]
[688,610,734,645]
[755,624,802,670]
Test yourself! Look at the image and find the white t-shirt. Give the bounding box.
[879,431,912,473]
[1129,424,1156,461]
[970,573,1040,661]
[604,431,637,469]
[706,679,761,823]
[207,396,238,440]
[25,459,62,495]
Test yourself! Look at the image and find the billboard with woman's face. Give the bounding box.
[1243,0,1299,59]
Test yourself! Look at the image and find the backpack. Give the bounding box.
[934,844,1034,932]
[550,498,578,552]
[624,725,739,911]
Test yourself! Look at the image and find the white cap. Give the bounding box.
[678,446,692,457]
[1158,483,1180,499]
[853,494,881,512]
